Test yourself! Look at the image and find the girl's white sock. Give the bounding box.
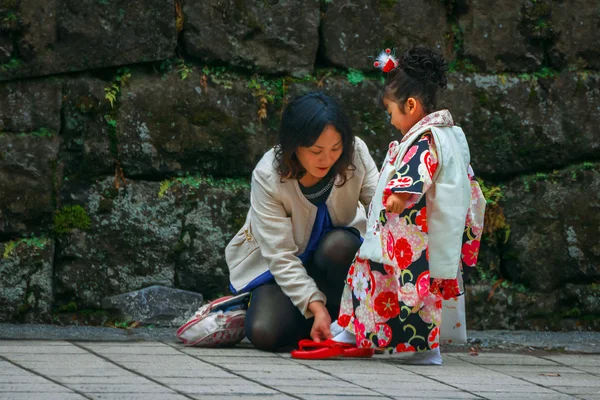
[332,329,356,344]
[403,347,443,365]
[330,320,344,337]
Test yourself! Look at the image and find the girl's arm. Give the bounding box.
[249,168,326,319]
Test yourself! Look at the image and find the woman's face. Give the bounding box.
[296,125,343,186]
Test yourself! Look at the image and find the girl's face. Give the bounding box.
[296,125,343,186]
[384,97,426,135]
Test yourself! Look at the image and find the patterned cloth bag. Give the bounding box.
[176,292,250,347]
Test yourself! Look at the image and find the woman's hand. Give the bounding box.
[385,192,408,214]
[308,301,332,342]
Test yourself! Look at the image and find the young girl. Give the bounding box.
[331,45,486,365]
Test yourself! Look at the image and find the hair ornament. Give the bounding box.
[373,48,398,73]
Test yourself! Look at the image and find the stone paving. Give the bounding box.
[0,339,599,400]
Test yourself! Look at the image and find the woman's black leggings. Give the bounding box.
[244,228,362,352]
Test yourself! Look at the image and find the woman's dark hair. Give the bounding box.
[380,44,448,114]
[274,92,355,186]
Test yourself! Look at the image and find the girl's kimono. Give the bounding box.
[338,110,486,353]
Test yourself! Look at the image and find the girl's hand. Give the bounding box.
[308,301,332,342]
[385,193,408,214]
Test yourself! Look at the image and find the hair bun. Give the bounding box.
[400,44,448,90]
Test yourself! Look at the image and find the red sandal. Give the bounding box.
[291,339,375,359]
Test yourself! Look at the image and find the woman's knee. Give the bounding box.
[244,284,305,352]
[314,228,362,270]
[245,316,289,352]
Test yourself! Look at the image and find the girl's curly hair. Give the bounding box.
[380,44,449,113]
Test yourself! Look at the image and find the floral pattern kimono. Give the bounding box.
[338,111,486,354]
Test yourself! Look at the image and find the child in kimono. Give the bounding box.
[331,45,486,365]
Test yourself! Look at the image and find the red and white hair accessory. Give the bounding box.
[373,48,398,73]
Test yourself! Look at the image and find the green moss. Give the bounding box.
[54,205,92,234]
[56,301,78,313]
[0,58,21,71]
[477,179,510,244]
[347,69,365,85]
[2,236,50,259]
[378,0,398,9]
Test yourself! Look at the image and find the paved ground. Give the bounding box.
[0,326,598,400]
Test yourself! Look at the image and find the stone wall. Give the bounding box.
[0,0,598,329]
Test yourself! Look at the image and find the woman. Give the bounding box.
[225,92,378,351]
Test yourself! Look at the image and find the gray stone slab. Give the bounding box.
[381,390,480,399]
[268,384,377,396]
[0,383,71,392]
[300,397,389,400]
[81,344,182,355]
[452,383,557,393]
[397,366,502,377]
[0,376,50,383]
[0,340,73,346]
[213,363,315,373]
[95,354,195,363]
[102,285,203,327]
[196,356,295,365]
[518,373,600,387]
[54,376,152,384]
[544,355,600,367]
[237,370,333,380]
[0,354,102,362]
[156,377,256,386]
[0,394,87,400]
[484,365,589,375]
[29,367,131,377]
[124,368,236,378]
[251,378,351,387]
[472,394,577,400]
[0,344,88,354]
[177,348,280,358]
[66,383,174,393]
[12,361,117,369]
[551,386,600,395]
[192,396,296,400]
[87,395,190,400]
[169,383,278,395]
[452,354,561,366]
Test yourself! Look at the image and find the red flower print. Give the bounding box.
[338,314,351,328]
[374,291,400,319]
[375,323,392,347]
[384,264,396,275]
[434,278,461,300]
[402,145,418,164]
[394,238,413,269]
[349,265,355,276]
[462,240,481,267]
[386,231,395,260]
[388,141,400,164]
[423,150,437,178]
[416,207,428,233]
[354,319,366,343]
[390,176,414,189]
[395,343,416,353]
[416,271,430,299]
[360,339,373,348]
[369,270,377,295]
[428,326,440,349]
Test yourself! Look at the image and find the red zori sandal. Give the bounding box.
[291,339,375,359]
